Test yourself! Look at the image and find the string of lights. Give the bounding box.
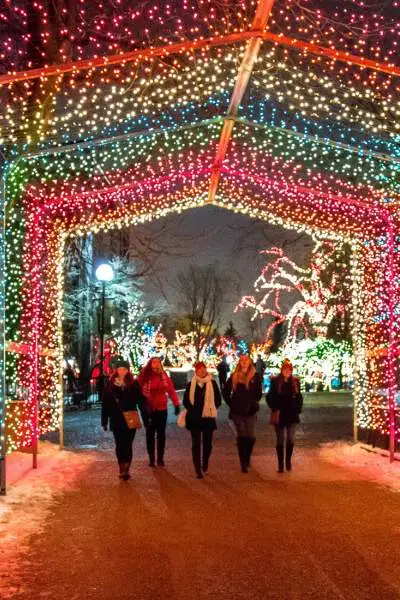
[0,0,399,459]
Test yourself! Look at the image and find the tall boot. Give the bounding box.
[192,441,202,478]
[237,437,248,473]
[202,431,213,473]
[157,433,166,467]
[286,443,294,471]
[122,462,131,481]
[276,445,284,473]
[246,438,256,468]
[146,429,155,467]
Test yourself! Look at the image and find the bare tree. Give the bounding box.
[230,220,312,259]
[175,264,228,358]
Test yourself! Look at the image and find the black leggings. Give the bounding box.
[113,429,136,464]
[190,428,214,472]
[146,409,168,462]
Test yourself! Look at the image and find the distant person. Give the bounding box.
[183,361,222,479]
[223,355,262,473]
[138,357,180,467]
[101,359,148,480]
[255,354,266,378]
[266,359,303,473]
[216,356,229,390]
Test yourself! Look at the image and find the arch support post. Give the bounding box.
[384,211,397,462]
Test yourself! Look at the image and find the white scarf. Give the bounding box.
[189,374,217,418]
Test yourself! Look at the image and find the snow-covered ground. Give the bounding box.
[1,438,399,597]
[0,442,95,598]
[319,441,400,493]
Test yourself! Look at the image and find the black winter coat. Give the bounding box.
[266,375,303,426]
[223,373,262,416]
[101,381,148,432]
[183,380,222,431]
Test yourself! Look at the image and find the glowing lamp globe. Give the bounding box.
[95,263,114,282]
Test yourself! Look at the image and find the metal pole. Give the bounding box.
[384,212,396,462]
[32,310,39,471]
[0,176,6,494]
[99,282,106,402]
[59,365,64,450]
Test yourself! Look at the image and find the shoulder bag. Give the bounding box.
[114,394,142,429]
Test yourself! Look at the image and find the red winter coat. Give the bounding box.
[138,372,180,412]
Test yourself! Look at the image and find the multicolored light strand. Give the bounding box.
[0,1,399,457]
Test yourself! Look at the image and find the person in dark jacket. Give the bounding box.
[101,359,148,480]
[216,357,229,391]
[223,354,262,473]
[266,359,303,473]
[183,361,222,479]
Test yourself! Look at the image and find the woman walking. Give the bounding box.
[138,357,180,467]
[183,361,222,479]
[266,359,303,473]
[224,355,262,473]
[101,359,148,480]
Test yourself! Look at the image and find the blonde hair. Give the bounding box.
[232,360,256,391]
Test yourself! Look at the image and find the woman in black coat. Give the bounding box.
[266,359,303,473]
[223,355,262,473]
[101,359,148,480]
[183,361,222,479]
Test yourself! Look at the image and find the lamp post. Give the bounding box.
[95,263,114,401]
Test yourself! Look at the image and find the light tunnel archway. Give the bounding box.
[1,0,399,497]
[5,154,399,461]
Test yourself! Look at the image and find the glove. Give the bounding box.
[174,405,180,416]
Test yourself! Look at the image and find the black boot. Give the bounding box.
[192,444,202,478]
[246,438,256,468]
[286,443,294,471]
[202,439,212,474]
[157,433,166,466]
[237,437,248,473]
[276,445,284,473]
[146,430,155,467]
[122,462,131,481]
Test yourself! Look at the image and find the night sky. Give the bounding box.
[130,206,313,333]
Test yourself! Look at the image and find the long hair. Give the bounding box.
[108,370,135,389]
[139,357,164,384]
[232,361,256,391]
[276,374,299,395]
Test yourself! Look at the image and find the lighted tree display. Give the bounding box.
[268,338,353,392]
[235,238,352,346]
[112,302,167,372]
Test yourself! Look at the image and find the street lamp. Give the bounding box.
[95,263,114,400]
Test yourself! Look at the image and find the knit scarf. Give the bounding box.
[189,374,217,418]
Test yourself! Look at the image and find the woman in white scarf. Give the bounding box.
[183,362,222,479]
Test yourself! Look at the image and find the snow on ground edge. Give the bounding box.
[319,441,400,493]
[0,442,96,598]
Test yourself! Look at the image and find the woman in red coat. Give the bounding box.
[138,357,180,467]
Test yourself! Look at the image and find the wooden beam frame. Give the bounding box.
[1,19,399,86]
[207,0,276,204]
